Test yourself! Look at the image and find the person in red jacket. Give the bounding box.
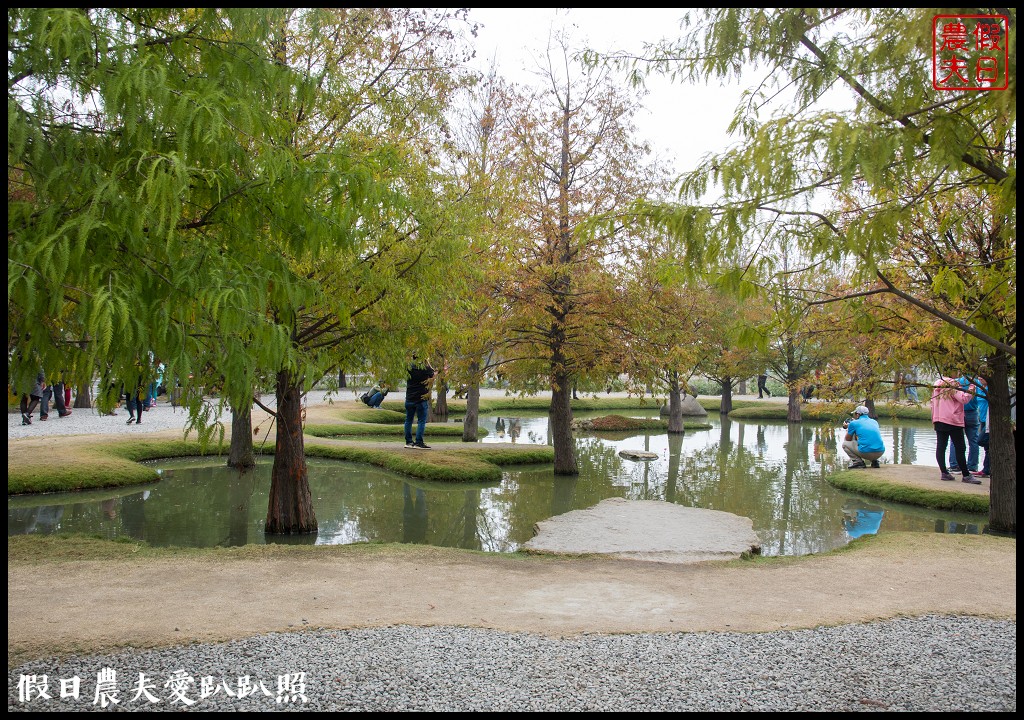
[930,375,979,484]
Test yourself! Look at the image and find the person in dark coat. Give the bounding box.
[403,354,435,449]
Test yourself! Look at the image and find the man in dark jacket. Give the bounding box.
[404,354,435,449]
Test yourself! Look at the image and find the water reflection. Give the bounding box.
[843,503,885,539]
[934,519,982,535]
[8,414,986,556]
[402,483,428,544]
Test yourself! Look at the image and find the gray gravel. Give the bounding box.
[8,401,220,439]
[7,387,543,440]
[7,616,1016,711]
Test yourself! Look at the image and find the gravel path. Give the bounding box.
[7,387,573,440]
[9,400,223,439]
[7,616,1016,711]
[7,390,369,440]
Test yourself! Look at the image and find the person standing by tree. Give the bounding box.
[146,358,165,410]
[949,375,984,475]
[904,369,920,403]
[757,372,771,399]
[124,359,148,426]
[931,375,979,484]
[404,353,435,449]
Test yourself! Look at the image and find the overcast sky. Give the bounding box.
[464,8,752,178]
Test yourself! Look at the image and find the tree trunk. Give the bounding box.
[550,368,577,475]
[864,397,877,419]
[431,379,449,421]
[462,362,480,442]
[986,352,1015,535]
[228,402,255,470]
[787,387,803,422]
[74,381,92,409]
[720,377,734,415]
[738,378,747,395]
[265,369,317,535]
[667,371,684,433]
[338,369,346,389]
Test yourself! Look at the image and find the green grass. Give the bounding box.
[576,414,713,431]
[8,434,549,496]
[828,470,989,513]
[304,422,481,438]
[696,398,761,412]
[333,408,407,424]
[306,443,553,484]
[726,401,931,422]
[8,439,230,494]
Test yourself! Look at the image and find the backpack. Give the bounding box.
[360,391,372,406]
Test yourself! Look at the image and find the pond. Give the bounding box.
[8,411,988,556]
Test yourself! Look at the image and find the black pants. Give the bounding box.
[934,421,967,475]
[757,376,770,397]
[20,393,41,418]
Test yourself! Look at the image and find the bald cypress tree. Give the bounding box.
[601,8,1016,533]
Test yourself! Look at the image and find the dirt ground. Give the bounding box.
[7,532,1016,666]
[7,396,1016,666]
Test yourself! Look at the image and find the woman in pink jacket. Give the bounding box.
[930,375,979,484]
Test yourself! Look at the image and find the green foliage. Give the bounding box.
[9,8,300,403]
[8,7,478,419]
[616,8,1014,365]
[684,377,720,395]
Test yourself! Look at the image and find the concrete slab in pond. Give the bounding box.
[523,497,762,565]
[619,449,658,460]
